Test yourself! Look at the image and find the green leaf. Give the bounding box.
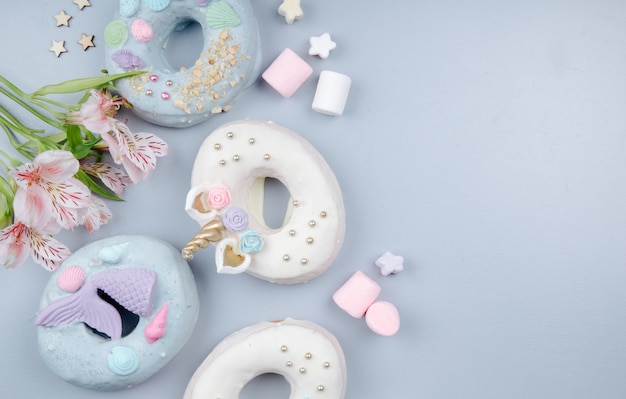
[75,170,124,202]
[32,71,146,96]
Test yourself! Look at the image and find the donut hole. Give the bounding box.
[240,373,290,399]
[84,289,140,339]
[163,19,205,71]
[249,177,292,230]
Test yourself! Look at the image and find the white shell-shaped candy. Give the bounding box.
[98,242,129,264]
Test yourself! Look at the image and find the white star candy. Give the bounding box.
[309,33,336,59]
[50,40,67,57]
[278,0,303,24]
[375,252,404,276]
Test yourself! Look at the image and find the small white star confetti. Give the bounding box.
[78,33,95,51]
[375,252,404,276]
[54,10,72,27]
[73,0,91,10]
[278,0,303,24]
[309,33,337,59]
[50,40,68,57]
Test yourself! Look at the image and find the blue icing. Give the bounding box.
[107,346,139,376]
[97,243,129,264]
[119,0,139,17]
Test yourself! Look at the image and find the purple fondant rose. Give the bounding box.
[223,206,249,232]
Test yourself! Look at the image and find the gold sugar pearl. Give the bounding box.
[289,230,296,236]
[263,154,270,160]
[300,258,308,265]
[219,160,226,165]
[299,367,306,374]
[305,352,312,359]
[323,362,330,368]
[306,237,314,244]
[283,255,290,261]
[292,200,300,207]
[320,211,327,218]
[280,345,288,352]
[214,143,221,150]
[286,361,293,367]
[317,385,325,392]
[145,89,153,96]
[227,132,234,138]
[233,154,240,161]
[248,138,255,144]
[166,80,173,86]
[309,220,316,227]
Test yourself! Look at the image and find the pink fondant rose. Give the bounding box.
[206,186,231,209]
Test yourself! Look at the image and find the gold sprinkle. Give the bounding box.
[219,160,226,165]
[248,138,255,144]
[309,220,316,227]
[320,211,327,218]
[305,352,312,359]
[323,362,330,368]
[286,361,293,367]
[289,230,296,236]
[145,89,153,96]
[233,154,240,161]
[280,345,288,352]
[166,80,173,86]
[264,154,270,160]
[227,132,234,138]
[317,385,325,392]
[214,143,221,150]
[283,255,290,261]
[299,367,306,374]
[300,258,308,265]
[306,237,314,244]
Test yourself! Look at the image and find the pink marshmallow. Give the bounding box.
[332,271,381,318]
[365,301,400,336]
[262,48,313,98]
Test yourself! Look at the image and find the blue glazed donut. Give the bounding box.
[104,0,262,127]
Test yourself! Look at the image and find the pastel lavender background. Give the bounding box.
[1,1,626,398]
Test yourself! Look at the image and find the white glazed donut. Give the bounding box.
[183,119,345,284]
[183,318,347,399]
[35,236,199,390]
[104,0,262,127]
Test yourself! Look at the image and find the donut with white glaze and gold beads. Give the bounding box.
[183,318,347,399]
[104,0,262,127]
[183,119,345,284]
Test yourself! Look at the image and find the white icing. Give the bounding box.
[36,236,199,391]
[183,318,347,399]
[187,120,345,284]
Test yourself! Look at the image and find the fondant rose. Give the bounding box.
[239,230,263,254]
[223,206,249,232]
[207,186,231,209]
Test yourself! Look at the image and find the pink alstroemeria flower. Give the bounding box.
[81,196,112,233]
[80,161,131,196]
[103,120,168,184]
[66,89,123,134]
[10,150,91,230]
[0,221,70,271]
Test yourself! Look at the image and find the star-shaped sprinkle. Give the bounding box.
[54,10,72,27]
[78,33,95,51]
[375,252,404,276]
[309,33,336,59]
[73,0,91,10]
[50,40,67,57]
[278,0,303,24]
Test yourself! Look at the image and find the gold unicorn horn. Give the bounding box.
[182,219,224,261]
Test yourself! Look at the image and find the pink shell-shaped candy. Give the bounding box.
[131,19,153,42]
[57,266,86,293]
[145,302,169,344]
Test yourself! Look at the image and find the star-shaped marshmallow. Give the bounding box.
[278,0,303,24]
[73,0,91,10]
[50,40,67,57]
[54,10,72,27]
[78,33,95,51]
[375,252,404,276]
[309,33,336,59]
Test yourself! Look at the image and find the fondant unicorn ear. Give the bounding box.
[215,238,251,274]
[185,185,218,225]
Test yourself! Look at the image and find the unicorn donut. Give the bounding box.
[34,236,199,390]
[183,318,347,399]
[104,0,262,127]
[183,120,345,284]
